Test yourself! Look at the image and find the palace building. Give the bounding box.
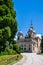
[17,23,41,53]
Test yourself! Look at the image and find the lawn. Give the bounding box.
[0,54,22,65]
[39,53,43,55]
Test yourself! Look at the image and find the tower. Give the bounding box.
[27,20,36,38]
[17,31,23,40]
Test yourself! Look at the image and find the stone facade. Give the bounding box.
[17,23,41,53]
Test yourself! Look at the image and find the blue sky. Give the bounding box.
[13,0,43,36]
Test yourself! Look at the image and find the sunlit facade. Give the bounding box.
[17,23,41,53]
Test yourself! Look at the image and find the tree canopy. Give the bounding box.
[41,36,43,53]
[0,0,18,52]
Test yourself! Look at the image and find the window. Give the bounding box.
[21,48,23,50]
[24,48,26,50]
[29,44,31,51]
[29,48,30,50]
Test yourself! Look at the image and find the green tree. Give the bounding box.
[13,44,23,54]
[0,0,17,52]
[41,36,43,53]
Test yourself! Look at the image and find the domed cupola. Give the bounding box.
[17,31,24,40]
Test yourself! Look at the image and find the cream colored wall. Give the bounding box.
[37,38,41,53]
[32,38,41,53]
[17,42,32,52]
[17,38,41,53]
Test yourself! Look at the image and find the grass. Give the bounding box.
[0,54,23,65]
[39,53,43,55]
[37,52,43,55]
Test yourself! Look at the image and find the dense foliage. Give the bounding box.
[0,0,22,54]
[40,36,43,53]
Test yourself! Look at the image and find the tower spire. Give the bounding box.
[30,20,33,28]
[30,20,33,30]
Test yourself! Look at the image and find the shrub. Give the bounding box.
[1,51,8,55]
[0,48,17,55]
[5,48,17,55]
[13,44,23,54]
[10,44,13,49]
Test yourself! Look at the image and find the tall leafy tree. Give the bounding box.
[40,36,43,53]
[0,0,17,52]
